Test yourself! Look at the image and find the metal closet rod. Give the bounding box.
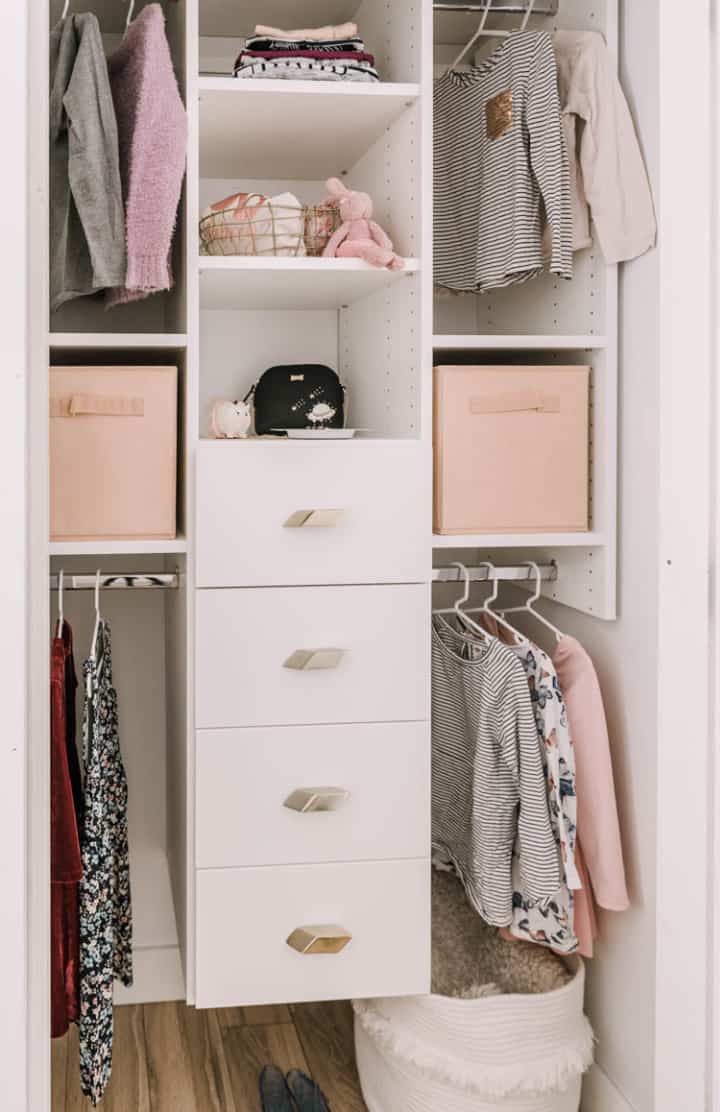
[49,573,178,590]
[434,1,558,12]
[433,563,557,583]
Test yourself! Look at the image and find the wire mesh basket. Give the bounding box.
[303,204,341,256]
[199,194,340,258]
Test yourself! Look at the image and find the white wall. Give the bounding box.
[542,3,715,1108]
[587,5,661,1104]
[538,5,661,1109]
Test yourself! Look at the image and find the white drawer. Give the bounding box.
[196,584,429,729]
[196,722,430,869]
[196,440,429,587]
[195,859,431,1007]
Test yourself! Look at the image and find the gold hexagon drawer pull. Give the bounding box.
[283,787,351,814]
[286,924,353,956]
[284,509,344,528]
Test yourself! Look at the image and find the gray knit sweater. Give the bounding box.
[50,14,125,312]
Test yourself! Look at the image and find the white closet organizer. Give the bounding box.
[434,0,618,621]
[44,0,434,1016]
[190,0,433,1011]
[42,0,618,1032]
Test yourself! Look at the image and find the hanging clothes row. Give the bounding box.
[434,27,656,292]
[49,2,187,312]
[431,563,628,959]
[50,571,132,1107]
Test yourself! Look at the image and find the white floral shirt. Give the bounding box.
[507,642,580,953]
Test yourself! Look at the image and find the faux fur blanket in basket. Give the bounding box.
[431,869,572,999]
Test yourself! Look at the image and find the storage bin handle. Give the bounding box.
[470,390,560,415]
[286,924,352,955]
[283,649,345,671]
[284,509,344,528]
[50,394,145,417]
[283,787,351,813]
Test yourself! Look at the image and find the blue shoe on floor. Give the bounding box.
[286,1069,331,1112]
[260,1065,296,1112]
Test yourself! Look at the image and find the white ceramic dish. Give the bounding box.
[272,428,365,440]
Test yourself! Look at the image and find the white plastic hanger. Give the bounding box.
[432,561,493,643]
[499,560,565,644]
[463,560,528,645]
[450,0,536,70]
[61,0,71,20]
[89,569,102,662]
[56,568,65,637]
[433,560,469,615]
[125,0,136,33]
[431,560,491,631]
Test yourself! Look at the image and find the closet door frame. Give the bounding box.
[711,7,720,1108]
[654,1,713,1109]
[1,1,34,1110]
[24,1,51,1111]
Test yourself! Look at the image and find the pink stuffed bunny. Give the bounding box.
[322,177,404,270]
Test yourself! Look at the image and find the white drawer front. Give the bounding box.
[196,584,429,729]
[195,859,431,1007]
[196,722,430,868]
[196,440,429,587]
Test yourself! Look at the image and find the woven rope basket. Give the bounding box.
[353,958,591,1112]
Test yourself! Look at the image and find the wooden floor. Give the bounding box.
[52,1002,368,1111]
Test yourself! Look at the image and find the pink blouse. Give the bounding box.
[554,635,629,956]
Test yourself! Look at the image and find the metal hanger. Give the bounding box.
[499,560,565,643]
[125,0,136,33]
[61,0,71,20]
[450,0,536,70]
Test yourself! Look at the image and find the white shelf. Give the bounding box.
[432,334,608,351]
[199,256,420,310]
[50,537,188,556]
[199,77,420,179]
[199,435,417,445]
[50,333,188,349]
[432,532,606,549]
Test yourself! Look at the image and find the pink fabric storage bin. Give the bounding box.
[434,365,590,534]
[50,366,178,541]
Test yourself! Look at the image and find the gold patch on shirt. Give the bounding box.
[486,90,513,140]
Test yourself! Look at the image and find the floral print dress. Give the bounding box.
[507,642,580,953]
[79,621,133,1105]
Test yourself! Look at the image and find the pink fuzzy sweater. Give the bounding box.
[107,4,186,305]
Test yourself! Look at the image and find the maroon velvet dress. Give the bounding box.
[51,623,82,1039]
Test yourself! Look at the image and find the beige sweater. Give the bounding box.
[554,30,656,263]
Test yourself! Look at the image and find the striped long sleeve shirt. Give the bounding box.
[432,617,559,926]
[434,31,573,293]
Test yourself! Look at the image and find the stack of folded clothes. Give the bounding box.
[233,21,380,83]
